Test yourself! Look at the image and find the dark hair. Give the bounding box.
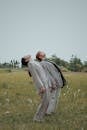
[36,51,41,59]
[21,58,28,66]
[36,57,42,61]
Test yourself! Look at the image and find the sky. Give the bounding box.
[0,0,87,63]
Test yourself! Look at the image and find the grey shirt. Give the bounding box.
[28,60,48,92]
[40,60,63,88]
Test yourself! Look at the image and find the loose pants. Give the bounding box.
[33,88,50,121]
[46,87,61,114]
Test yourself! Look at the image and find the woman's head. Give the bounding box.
[21,55,31,66]
[36,51,46,61]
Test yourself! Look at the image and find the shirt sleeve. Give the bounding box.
[28,63,44,90]
[47,63,63,86]
[41,61,63,87]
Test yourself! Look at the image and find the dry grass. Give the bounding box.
[0,70,87,130]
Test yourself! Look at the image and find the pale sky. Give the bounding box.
[0,0,87,63]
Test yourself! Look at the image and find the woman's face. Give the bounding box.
[39,52,45,61]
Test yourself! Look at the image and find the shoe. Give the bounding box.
[45,113,51,116]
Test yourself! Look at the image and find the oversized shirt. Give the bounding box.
[40,60,63,88]
[28,60,48,92]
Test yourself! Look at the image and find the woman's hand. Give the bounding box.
[39,87,46,95]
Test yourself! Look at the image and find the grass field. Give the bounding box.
[0,69,87,130]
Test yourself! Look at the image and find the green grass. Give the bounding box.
[0,69,87,130]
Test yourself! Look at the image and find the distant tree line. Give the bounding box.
[0,60,20,69]
[0,55,87,72]
[47,55,87,72]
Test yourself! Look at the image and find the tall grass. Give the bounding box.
[0,70,86,130]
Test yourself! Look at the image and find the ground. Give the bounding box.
[0,69,86,130]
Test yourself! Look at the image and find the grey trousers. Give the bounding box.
[46,87,61,114]
[33,88,50,121]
